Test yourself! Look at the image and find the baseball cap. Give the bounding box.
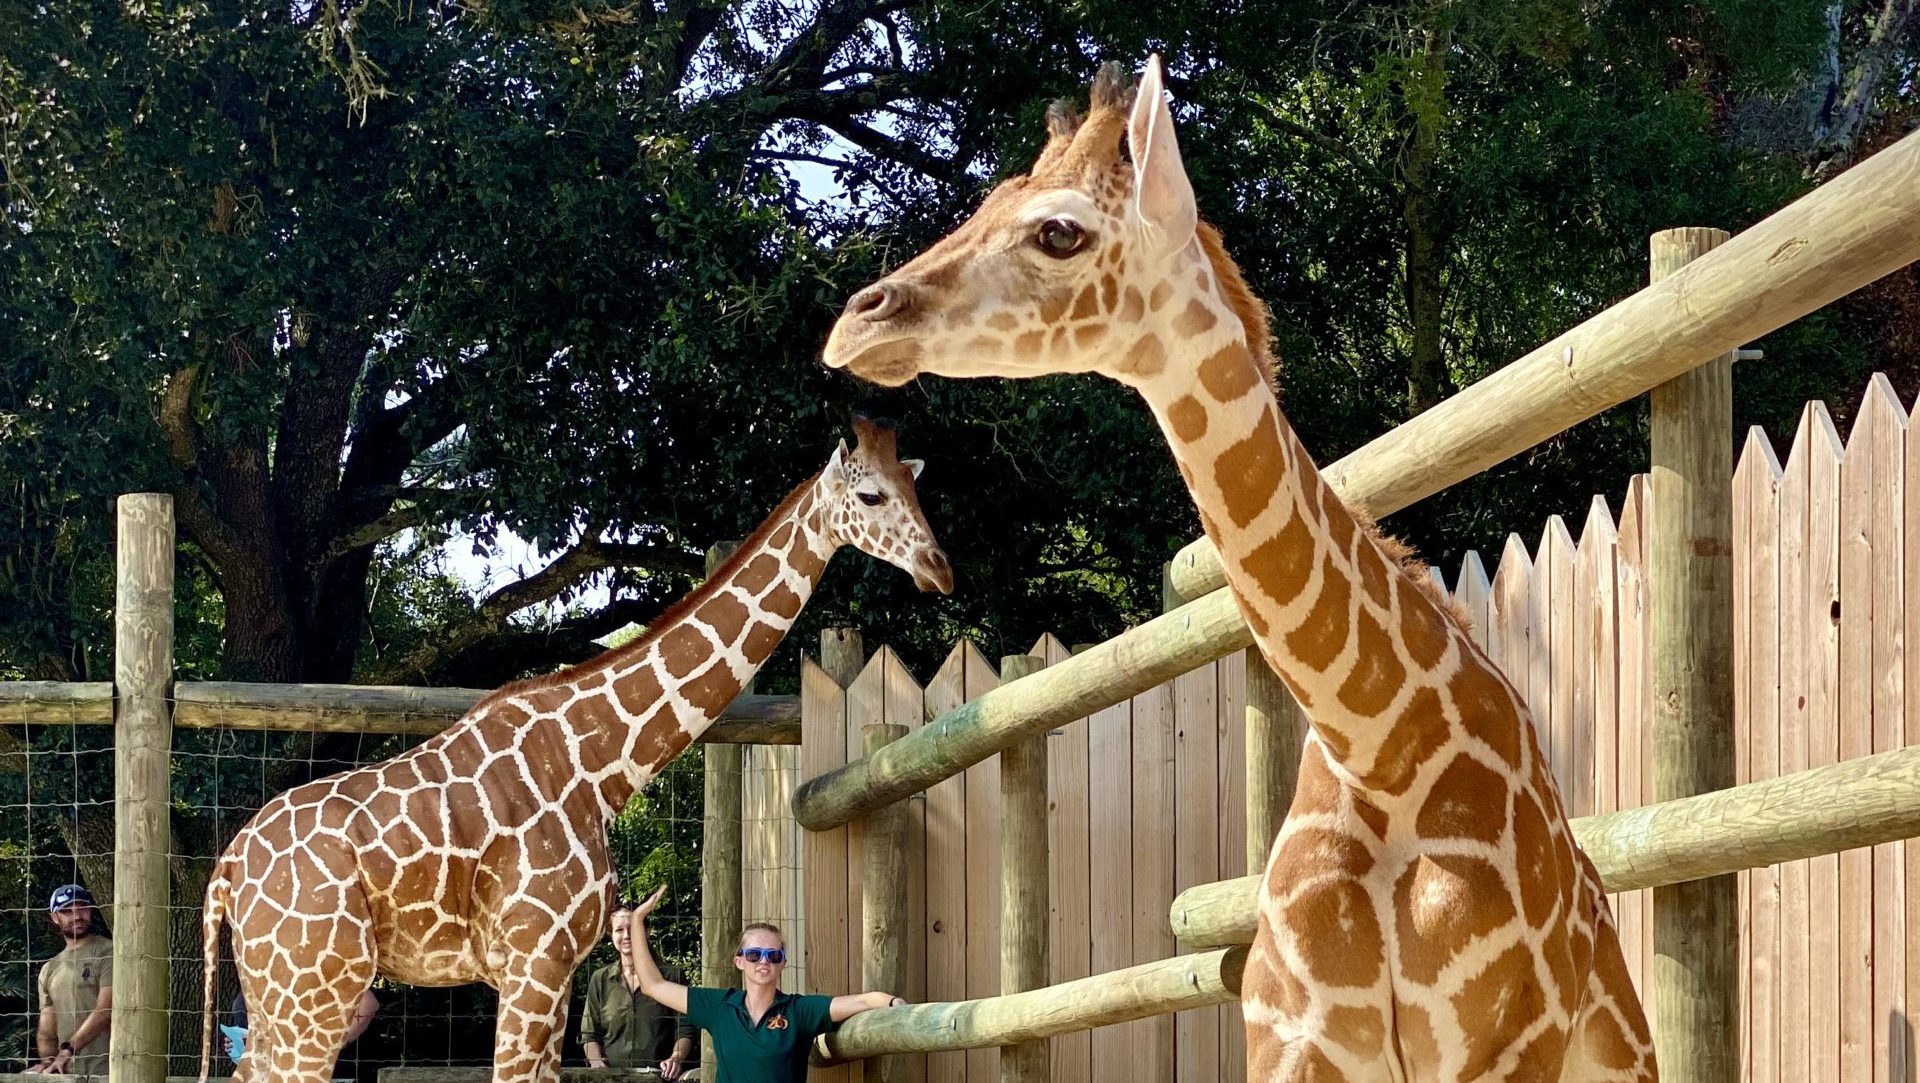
[48,884,94,911]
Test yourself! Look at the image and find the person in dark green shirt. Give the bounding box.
[627,885,905,1083]
[580,904,699,1077]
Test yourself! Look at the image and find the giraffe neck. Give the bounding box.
[1127,265,1526,799]
[505,475,837,815]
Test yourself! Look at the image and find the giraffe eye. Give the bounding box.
[1034,219,1088,258]
[857,492,885,507]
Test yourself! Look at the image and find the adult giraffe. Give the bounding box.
[198,416,952,1083]
[823,59,1655,1082]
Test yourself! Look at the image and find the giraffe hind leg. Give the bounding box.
[234,903,377,1083]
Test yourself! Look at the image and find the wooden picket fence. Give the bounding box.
[744,373,1920,1083]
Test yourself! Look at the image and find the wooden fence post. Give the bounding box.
[861,722,911,1083]
[112,493,173,1083]
[1648,226,1737,1083]
[1000,653,1049,1082]
[700,543,745,1077]
[1243,660,1302,875]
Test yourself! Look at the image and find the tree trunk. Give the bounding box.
[1401,21,1452,415]
[305,549,376,683]
[212,546,305,683]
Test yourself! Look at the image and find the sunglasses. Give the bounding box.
[737,948,787,965]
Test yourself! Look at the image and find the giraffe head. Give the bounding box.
[823,414,954,594]
[823,55,1269,389]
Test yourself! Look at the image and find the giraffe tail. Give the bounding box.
[198,854,235,1083]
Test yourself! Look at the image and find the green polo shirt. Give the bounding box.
[683,987,834,1083]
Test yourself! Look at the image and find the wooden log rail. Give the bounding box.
[1170,742,1920,949]
[812,948,1248,1064]
[791,126,1920,833]
[1162,125,1920,605]
[0,680,799,743]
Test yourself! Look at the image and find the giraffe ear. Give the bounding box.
[824,439,850,488]
[901,458,925,481]
[1127,54,1196,257]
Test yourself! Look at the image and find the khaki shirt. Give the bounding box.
[38,937,112,1075]
[578,961,697,1068]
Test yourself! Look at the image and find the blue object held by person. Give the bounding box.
[220,1023,246,1065]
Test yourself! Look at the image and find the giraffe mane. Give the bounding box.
[1193,220,1278,390]
[471,472,823,712]
[1351,506,1475,634]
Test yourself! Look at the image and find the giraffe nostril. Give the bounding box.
[846,282,906,322]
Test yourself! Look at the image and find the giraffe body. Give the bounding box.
[198,418,951,1083]
[824,60,1655,1082]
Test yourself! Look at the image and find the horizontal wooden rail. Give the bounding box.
[1171,743,1920,948]
[813,947,1247,1063]
[0,680,799,744]
[792,588,1253,828]
[794,127,1920,830]
[1164,126,1920,604]
[0,681,114,724]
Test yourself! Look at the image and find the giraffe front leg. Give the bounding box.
[491,955,576,1083]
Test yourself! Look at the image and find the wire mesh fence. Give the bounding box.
[0,692,712,1078]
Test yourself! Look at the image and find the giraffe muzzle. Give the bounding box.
[912,549,955,594]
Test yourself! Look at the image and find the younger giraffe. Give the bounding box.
[824,60,1655,1082]
[198,416,952,1083]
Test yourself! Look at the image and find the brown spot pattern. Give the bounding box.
[1362,687,1449,796]
[1335,609,1405,717]
[1242,510,1315,607]
[1174,297,1218,336]
[1355,542,1391,610]
[1453,943,1548,1076]
[1198,342,1259,402]
[1286,879,1382,987]
[1285,561,1352,672]
[1394,853,1517,984]
[1415,752,1509,842]
[696,592,749,646]
[1216,412,1287,528]
[1448,663,1523,768]
[735,554,781,594]
[1511,789,1558,928]
[1119,332,1166,377]
[1396,580,1452,670]
[657,626,709,679]
[1167,395,1209,442]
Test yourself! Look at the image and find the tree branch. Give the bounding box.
[317,500,440,563]
[777,89,961,181]
[414,595,680,686]
[670,3,728,89]
[364,533,703,683]
[1252,100,1399,196]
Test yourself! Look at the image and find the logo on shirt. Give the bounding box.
[79,966,92,985]
[766,1014,789,1031]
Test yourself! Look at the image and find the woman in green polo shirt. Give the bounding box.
[627,885,904,1083]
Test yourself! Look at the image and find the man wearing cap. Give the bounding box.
[24,885,112,1076]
